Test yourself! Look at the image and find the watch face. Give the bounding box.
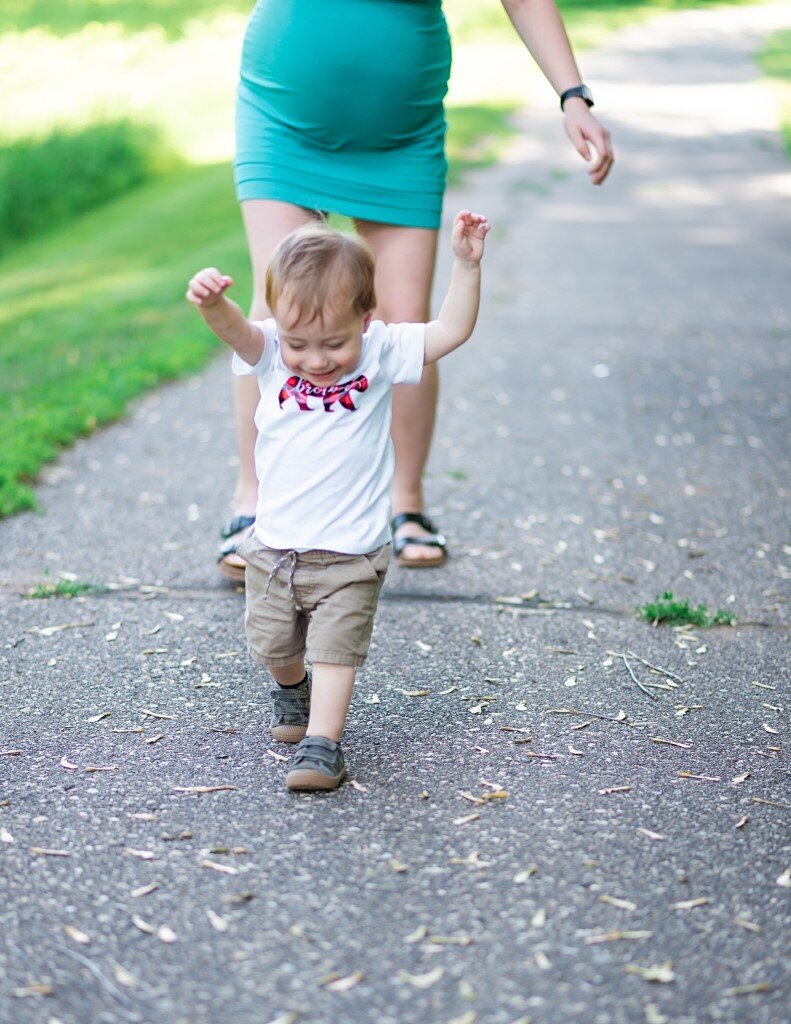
[581,85,593,104]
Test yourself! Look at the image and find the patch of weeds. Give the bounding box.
[444,470,469,481]
[637,591,736,628]
[28,579,107,599]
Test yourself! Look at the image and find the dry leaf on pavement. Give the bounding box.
[585,931,652,944]
[600,895,637,911]
[397,966,444,989]
[10,983,54,998]
[672,897,710,910]
[201,860,239,875]
[636,828,664,841]
[130,884,158,899]
[323,972,365,992]
[625,962,675,983]
[725,982,772,996]
[206,909,229,932]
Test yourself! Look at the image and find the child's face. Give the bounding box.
[275,302,372,387]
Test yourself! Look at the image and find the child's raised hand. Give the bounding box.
[186,268,234,307]
[451,211,490,265]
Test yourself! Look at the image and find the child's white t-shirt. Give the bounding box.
[233,318,425,554]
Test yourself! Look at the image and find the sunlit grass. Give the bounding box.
[0,0,247,38]
[0,16,243,162]
[446,104,519,185]
[448,0,759,46]
[0,163,248,515]
[758,28,791,155]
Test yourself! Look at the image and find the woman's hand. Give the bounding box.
[563,98,614,185]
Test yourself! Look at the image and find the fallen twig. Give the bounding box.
[547,708,652,728]
[54,945,132,1006]
[751,797,791,810]
[609,651,658,701]
[172,785,237,795]
[626,651,684,684]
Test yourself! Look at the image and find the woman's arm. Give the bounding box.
[500,0,614,184]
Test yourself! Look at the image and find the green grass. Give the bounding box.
[28,578,107,598]
[637,592,737,628]
[0,0,247,38]
[448,0,756,47]
[446,104,519,185]
[758,29,791,155]
[0,163,249,515]
[0,121,171,254]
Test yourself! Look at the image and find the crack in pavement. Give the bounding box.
[1,585,782,630]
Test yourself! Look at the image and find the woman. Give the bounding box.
[218,0,613,580]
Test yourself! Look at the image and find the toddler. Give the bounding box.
[187,210,489,790]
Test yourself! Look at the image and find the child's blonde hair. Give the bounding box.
[265,223,376,325]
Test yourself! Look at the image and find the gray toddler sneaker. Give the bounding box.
[270,671,311,743]
[286,735,346,791]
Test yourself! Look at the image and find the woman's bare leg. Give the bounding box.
[355,220,442,564]
[221,200,321,575]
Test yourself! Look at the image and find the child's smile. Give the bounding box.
[276,303,372,387]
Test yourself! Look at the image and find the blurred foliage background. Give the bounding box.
[0,0,777,516]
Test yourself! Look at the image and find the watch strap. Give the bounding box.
[560,85,594,111]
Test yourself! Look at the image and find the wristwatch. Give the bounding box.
[560,84,594,111]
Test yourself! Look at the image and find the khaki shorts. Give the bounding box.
[237,533,391,668]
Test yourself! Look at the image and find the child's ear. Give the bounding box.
[362,311,374,332]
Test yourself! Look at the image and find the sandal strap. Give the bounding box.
[221,514,256,540]
[218,534,249,560]
[391,512,438,534]
[391,513,446,557]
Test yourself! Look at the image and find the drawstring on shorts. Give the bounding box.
[263,550,303,611]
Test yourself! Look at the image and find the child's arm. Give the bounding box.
[186,268,265,365]
[424,211,490,365]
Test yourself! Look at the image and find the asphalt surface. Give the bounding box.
[1,6,790,1024]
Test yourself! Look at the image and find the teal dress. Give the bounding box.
[235,0,452,229]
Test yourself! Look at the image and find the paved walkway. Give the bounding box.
[1,6,789,1024]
